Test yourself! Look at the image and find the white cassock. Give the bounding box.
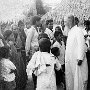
[65,25,88,90]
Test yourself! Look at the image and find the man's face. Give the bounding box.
[36,20,41,27]
[64,17,73,29]
[19,24,24,30]
[48,22,53,30]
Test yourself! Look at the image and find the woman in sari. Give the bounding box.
[3,30,27,90]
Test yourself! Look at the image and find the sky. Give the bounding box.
[0,0,61,22]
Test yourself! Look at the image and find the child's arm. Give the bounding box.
[55,58,61,71]
[26,52,36,79]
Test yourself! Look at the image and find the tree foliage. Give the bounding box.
[36,0,46,15]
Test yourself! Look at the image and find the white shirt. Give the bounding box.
[53,41,65,65]
[0,39,4,47]
[24,28,31,37]
[25,26,39,56]
[44,28,54,40]
[0,58,16,82]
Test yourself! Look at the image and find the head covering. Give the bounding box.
[3,30,12,40]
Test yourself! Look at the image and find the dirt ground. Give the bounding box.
[25,80,64,90]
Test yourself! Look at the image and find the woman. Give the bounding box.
[26,38,61,90]
[3,30,27,90]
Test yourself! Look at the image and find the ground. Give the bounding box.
[25,80,64,90]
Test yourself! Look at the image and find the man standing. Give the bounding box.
[65,14,88,90]
[25,16,41,90]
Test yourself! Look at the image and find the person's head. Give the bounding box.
[0,46,10,59]
[12,24,18,31]
[3,30,15,42]
[18,20,24,30]
[84,20,90,32]
[64,14,75,29]
[86,30,90,40]
[38,33,49,40]
[55,26,62,31]
[61,18,64,26]
[51,47,60,57]
[61,19,65,31]
[75,17,79,26]
[46,19,53,30]
[39,38,51,53]
[12,24,18,39]
[31,16,41,27]
[54,30,63,42]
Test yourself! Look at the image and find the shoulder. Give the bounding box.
[76,26,84,36]
[45,28,51,33]
[53,41,60,48]
[32,51,40,58]
[1,58,12,64]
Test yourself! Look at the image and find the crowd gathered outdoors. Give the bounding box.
[0,13,90,90]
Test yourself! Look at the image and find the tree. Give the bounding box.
[36,0,46,15]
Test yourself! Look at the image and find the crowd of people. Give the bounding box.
[0,14,90,90]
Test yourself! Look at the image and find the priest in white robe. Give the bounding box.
[65,15,88,90]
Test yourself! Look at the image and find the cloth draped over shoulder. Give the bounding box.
[26,51,61,90]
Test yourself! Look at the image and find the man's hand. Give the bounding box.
[77,60,83,66]
[28,75,33,81]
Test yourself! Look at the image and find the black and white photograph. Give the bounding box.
[0,0,90,90]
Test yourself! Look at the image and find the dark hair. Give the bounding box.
[0,46,10,59]
[3,30,12,40]
[75,17,79,25]
[31,16,41,25]
[84,20,90,32]
[39,38,51,53]
[46,19,53,25]
[55,26,62,31]
[38,33,49,40]
[54,30,63,39]
[18,20,24,27]
[51,47,60,57]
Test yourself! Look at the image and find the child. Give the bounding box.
[52,30,65,88]
[0,46,16,90]
[26,38,61,90]
[53,30,65,66]
[51,47,65,87]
